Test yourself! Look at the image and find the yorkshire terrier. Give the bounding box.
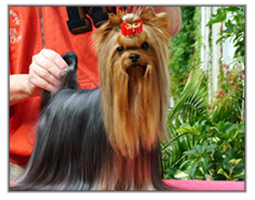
[10,7,171,191]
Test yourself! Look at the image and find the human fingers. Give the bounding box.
[28,49,70,94]
[28,62,55,93]
[32,49,68,82]
[30,60,59,88]
[32,56,61,87]
[41,49,68,71]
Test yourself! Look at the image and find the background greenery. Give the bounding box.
[161,6,245,181]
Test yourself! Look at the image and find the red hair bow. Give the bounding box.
[121,20,143,37]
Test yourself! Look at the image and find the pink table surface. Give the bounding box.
[10,180,244,191]
[164,179,245,191]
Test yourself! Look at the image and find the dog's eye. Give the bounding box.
[116,46,125,54]
[141,42,149,50]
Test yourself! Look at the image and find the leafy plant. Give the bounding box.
[168,7,202,101]
[162,6,245,182]
[162,69,245,181]
[162,69,208,178]
[207,6,245,64]
[210,67,244,123]
[167,69,208,125]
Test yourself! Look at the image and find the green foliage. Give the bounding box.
[167,69,208,125]
[168,7,202,101]
[210,67,244,123]
[162,69,245,181]
[207,6,245,64]
[162,6,245,181]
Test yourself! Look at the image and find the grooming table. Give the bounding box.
[164,179,245,191]
[10,180,245,191]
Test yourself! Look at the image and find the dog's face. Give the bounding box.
[116,30,150,78]
[95,7,170,80]
[94,7,170,158]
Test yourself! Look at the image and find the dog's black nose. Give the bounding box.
[129,54,140,63]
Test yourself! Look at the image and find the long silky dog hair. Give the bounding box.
[10,7,172,190]
[10,52,166,191]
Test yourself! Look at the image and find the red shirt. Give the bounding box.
[9,6,104,167]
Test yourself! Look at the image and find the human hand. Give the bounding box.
[27,49,68,96]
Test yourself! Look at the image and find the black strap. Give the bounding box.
[66,6,110,34]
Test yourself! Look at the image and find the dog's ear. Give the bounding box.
[139,7,156,19]
[108,12,123,27]
[139,7,170,38]
[93,12,122,46]
[99,12,122,31]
